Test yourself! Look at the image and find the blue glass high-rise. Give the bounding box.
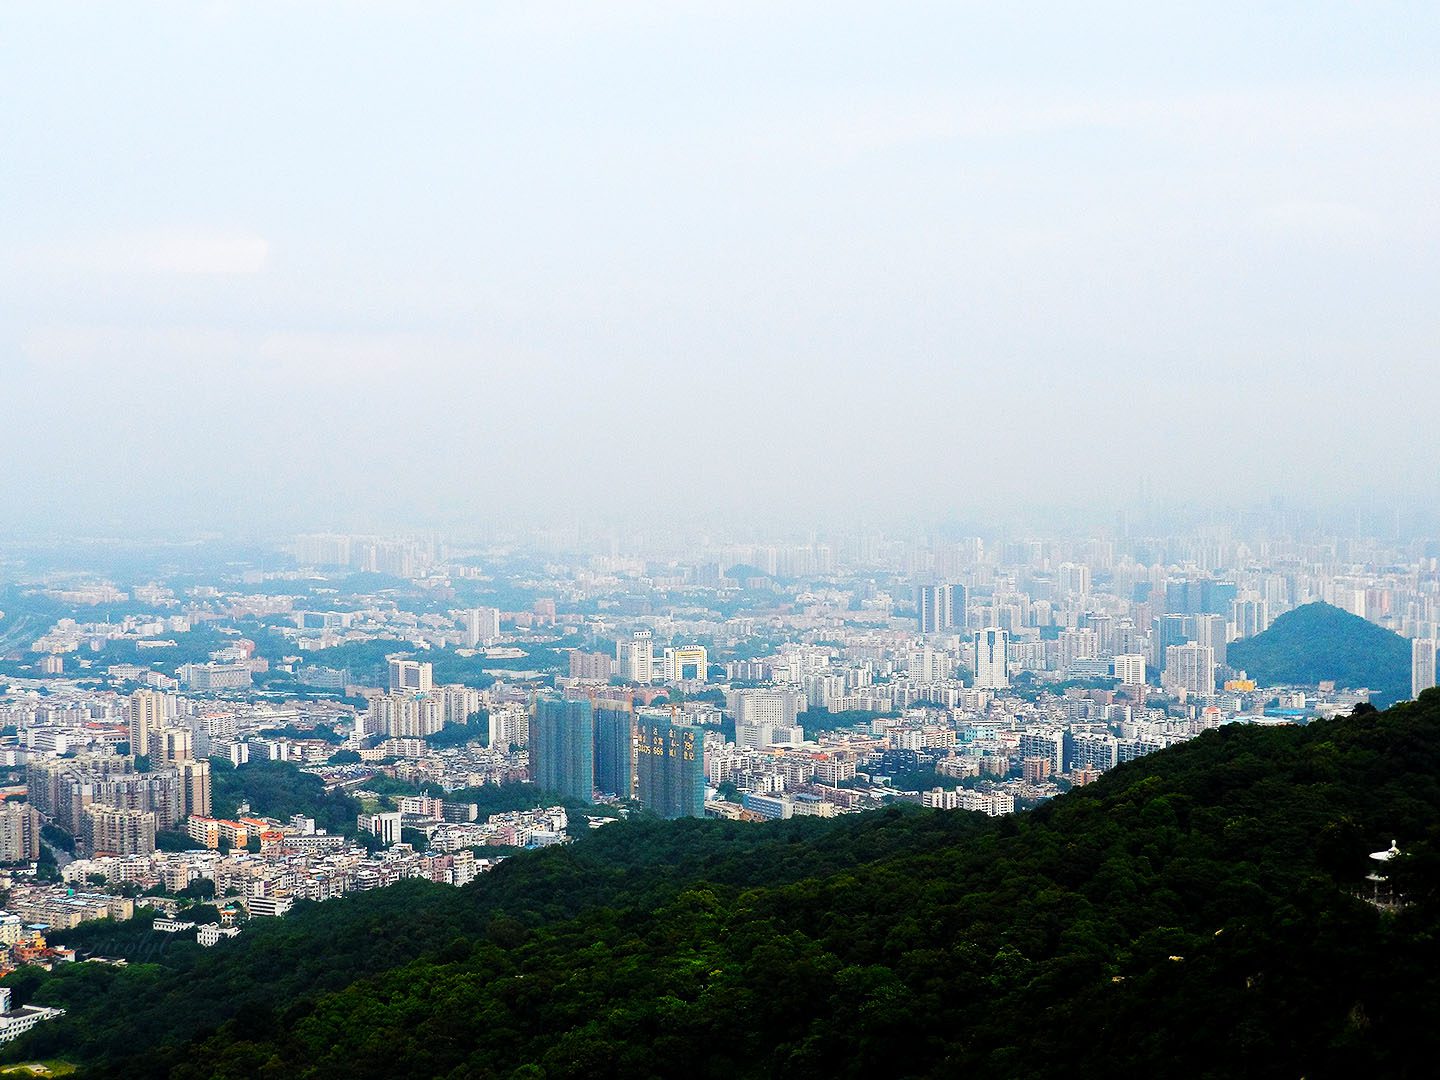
[635,717,704,819]
[530,698,595,803]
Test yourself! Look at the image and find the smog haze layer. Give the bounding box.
[3,2,1437,535]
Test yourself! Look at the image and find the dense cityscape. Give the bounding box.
[1,516,1437,1043]
[5,3,1439,1071]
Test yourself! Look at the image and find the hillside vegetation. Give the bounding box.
[5,692,1440,1078]
[1228,600,1412,705]
[209,758,363,836]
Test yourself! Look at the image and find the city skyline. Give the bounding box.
[1,496,1436,1067]
[4,2,1440,1072]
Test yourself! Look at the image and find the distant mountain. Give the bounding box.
[724,563,767,581]
[1229,601,1412,705]
[8,692,1440,1078]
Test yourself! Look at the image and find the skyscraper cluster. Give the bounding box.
[529,696,704,818]
[917,583,968,634]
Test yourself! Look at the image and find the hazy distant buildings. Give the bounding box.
[178,759,213,818]
[1113,654,1146,685]
[461,608,501,648]
[1231,596,1271,639]
[84,804,156,856]
[1414,638,1438,699]
[1078,612,1116,655]
[635,717,704,819]
[664,645,708,685]
[0,803,40,862]
[388,659,433,694]
[530,698,595,802]
[1191,613,1228,668]
[180,663,252,692]
[18,505,1438,883]
[488,704,529,749]
[731,689,807,729]
[1165,578,1238,616]
[907,645,948,684]
[973,628,1010,690]
[357,811,402,846]
[569,650,613,681]
[368,693,443,738]
[917,583,967,634]
[1151,614,1191,675]
[294,533,352,567]
[128,690,168,758]
[1057,628,1099,675]
[617,631,655,685]
[1057,563,1091,597]
[155,727,193,766]
[1163,643,1216,696]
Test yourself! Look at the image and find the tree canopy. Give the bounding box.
[1228,601,1412,705]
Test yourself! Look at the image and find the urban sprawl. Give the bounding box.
[1,524,1437,1039]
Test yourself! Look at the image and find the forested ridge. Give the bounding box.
[7,691,1440,1078]
[1228,600,1412,704]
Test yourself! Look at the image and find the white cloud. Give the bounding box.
[726,85,1439,166]
[254,331,450,379]
[37,228,270,275]
[1252,200,1383,242]
[18,324,249,372]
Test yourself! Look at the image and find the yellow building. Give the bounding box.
[665,645,709,684]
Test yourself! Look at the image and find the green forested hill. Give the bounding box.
[7,692,1440,1078]
[1228,600,1412,704]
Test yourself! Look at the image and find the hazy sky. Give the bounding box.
[3,2,1438,535]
